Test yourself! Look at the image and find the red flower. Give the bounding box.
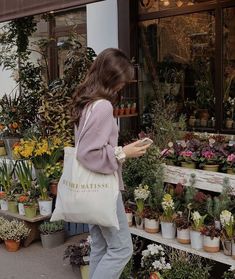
[175,183,184,196]
[194,192,207,203]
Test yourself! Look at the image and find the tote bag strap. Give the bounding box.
[77,99,104,147]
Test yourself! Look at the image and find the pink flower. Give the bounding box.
[202,151,215,159]
[227,154,235,162]
[180,151,193,157]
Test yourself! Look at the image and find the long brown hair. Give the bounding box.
[71,48,134,126]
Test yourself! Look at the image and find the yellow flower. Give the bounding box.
[163,194,173,203]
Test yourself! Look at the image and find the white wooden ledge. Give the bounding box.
[164,165,235,193]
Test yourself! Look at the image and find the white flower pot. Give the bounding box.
[18,203,25,215]
[38,200,52,216]
[177,228,190,244]
[126,212,133,227]
[203,236,220,253]
[161,222,176,239]
[144,218,159,233]
[190,230,203,250]
[232,240,235,259]
[0,199,8,211]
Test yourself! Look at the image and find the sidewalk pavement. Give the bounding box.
[0,234,87,279]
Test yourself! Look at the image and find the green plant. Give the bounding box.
[63,237,91,267]
[120,258,134,279]
[161,194,175,222]
[0,160,14,194]
[15,160,33,194]
[162,250,212,279]
[0,219,31,241]
[39,220,64,235]
[223,267,235,279]
[191,211,207,231]
[37,172,50,201]
[39,37,96,142]
[45,162,63,181]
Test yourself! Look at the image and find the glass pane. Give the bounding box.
[55,9,86,27]
[223,7,235,130]
[139,0,212,13]
[139,12,215,131]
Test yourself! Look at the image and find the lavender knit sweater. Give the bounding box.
[75,100,124,190]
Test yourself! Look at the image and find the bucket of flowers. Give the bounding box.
[134,184,150,230]
[220,210,234,256]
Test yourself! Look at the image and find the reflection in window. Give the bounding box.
[139,12,215,131]
[139,0,212,13]
[223,8,235,130]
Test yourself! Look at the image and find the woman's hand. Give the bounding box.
[123,140,151,158]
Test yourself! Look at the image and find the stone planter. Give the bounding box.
[0,199,8,211]
[190,230,203,250]
[222,239,232,256]
[203,236,220,253]
[144,218,159,233]
[125,212,133,227]
[40,230,65,248]
[38,199,53,216]
[177,228,190,244]
[161,222,176,239]
[181,162,196,169]
[49,180,58,196]
[203,164,219,172]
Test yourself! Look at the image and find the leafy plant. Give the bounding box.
[15,160,33,194]
[64,237,91,267]
[37,171,50,201]
[200,225,221,239]
[223,267,235,279]
[39,220,64,235]
[0,160,14,194]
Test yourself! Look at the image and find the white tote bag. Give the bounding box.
[51,100,120,229]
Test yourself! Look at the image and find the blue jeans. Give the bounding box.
[88,193,133,279]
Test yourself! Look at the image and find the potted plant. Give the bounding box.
[119,103,125,116]
[37,171,52,216]
[138,243,171,278]
[175,213,191,244]
[134,184,150,230]
[24,198,38,218]
[220,210,234,256]
[113,105,119,117]
[201,225,221,253]
[64,237,91,279]
[130,102,137,114]
[160,194,176,239]
[143,207,160,234]
[39,220,65,249]
[7,191,18,214]
[178,138,201,169]
[223,267,235,279]
[225,153,235,174]
[0,219,31,252]
[0,160,14,211]
[190,211,207,250]
[125,102,131,115]
[17,194,29,215]
[45,162,63,196]
[124,204,133,227]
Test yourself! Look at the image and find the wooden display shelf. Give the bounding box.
[130,227,235,266]
[116,113,138,118]
[164,165,235,193]
[0,209,51,247]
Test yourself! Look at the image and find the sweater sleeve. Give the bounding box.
[76,100,119,174]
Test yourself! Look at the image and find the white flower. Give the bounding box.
[134,184,150,201]
[220,210,234,226]
[141,249,150,257]
[192,211,201,221]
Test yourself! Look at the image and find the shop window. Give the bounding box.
[139,0,212,13]
[139,12,215,131]
[223,7,235,130]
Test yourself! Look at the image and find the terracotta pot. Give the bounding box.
[181,162,196,169]
[203,236,220,253]
[4,240,20,252]
[199,109,209,120]
[130,107,136,114]
[203,164,219,172]
[118,108,124,116]
[144,218,159,233]
[125,108,131,115]
[113,108,119,117]
[177,228,190,244]
[150,272,161,279]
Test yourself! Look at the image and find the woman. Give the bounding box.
[71,48,150,279]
